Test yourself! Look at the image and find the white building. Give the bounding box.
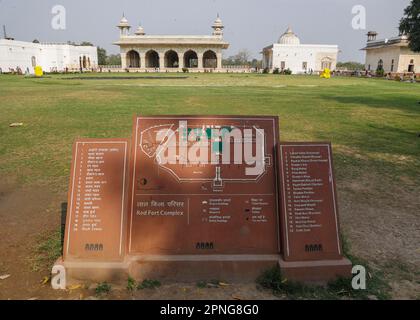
[0,39,98,73]
[114,15,229,72]
[362,31,420,73]
[262,27,339,74]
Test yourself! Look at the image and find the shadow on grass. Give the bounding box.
[320,94,420,115]
[30,230,62,272]
[30,203,66,272]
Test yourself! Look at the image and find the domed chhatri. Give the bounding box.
[278,26,301,45]
[135,24,145,36]
[212,14,224,36]
[117,14,131,37]
[118,14,130,28]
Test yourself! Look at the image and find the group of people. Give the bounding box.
[386,72,417,82]
[0,66,26,75]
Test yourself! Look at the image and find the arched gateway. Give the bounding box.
[146,50,159,68]
[116,15,229,72]
[203,50,217,68]
[165,50,179,68]
[127,50,140,68]
[184,50,198,68]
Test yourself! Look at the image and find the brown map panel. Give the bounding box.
[64,139,130,262]
[279,143,343,261]
[128,116,280,255]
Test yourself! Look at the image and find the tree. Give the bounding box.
[32,39,40,43]
[234,49,252,65]
[97,47,107,65]
[251,58,262,69]
[336,61,365,70]
[79,41,94,46]
[222,49,254,66]
[399,0,420,52]
[106,54,121,66]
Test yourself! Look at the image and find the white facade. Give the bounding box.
[262,27,339,74]
[114,15,229,72]
[363,33,420,73]
[0,39,98,73]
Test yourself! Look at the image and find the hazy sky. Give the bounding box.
[0,0,411,62]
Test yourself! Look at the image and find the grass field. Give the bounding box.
[1,73,419,189]
[0,73,419,299]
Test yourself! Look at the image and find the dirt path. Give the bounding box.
[338,175,420,299]
[0,181,68,299]
[0,178,418,300]
[0,181,279,300]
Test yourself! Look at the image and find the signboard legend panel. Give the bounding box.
[279,142,342,261]
[64,139,129,261]
[129,116,281,255]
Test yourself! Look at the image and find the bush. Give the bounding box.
[95,282,111,296]
[127,277,136,292]
[283,68,292,75]
[262,68,269,74]
[273,68,280,74]
[137,279,161,290]
[376,67,385,77]
[182,68,189,73]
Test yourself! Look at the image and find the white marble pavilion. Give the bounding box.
[262,27,339,74]
[114,15,229,72]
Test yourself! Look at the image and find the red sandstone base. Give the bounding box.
[128,254,279,282]
[57,254,280,285]
[278,257,352,284]
[55,255,352,286]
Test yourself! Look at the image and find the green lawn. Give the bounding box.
[1,73,419,299]
[0,73,419,191]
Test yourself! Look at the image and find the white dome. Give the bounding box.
[118,15,130,28]
[278,26,300,45]
[135,25,145,35]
